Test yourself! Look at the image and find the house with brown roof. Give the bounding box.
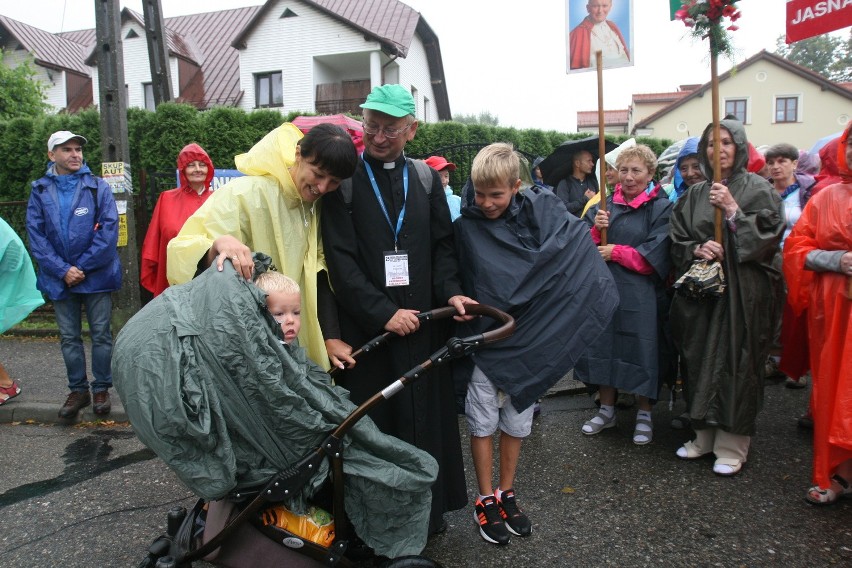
[1,0,450,122]
[628,85,698,131]
[630,51,852,148]
[0,15,92,113]
[576,110,629,134]
[80,6,260,111]
[229,0,450,120]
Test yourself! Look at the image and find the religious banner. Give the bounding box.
[566,0,634,73]
[786,0,852,43]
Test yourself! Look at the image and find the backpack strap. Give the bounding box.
[407,158,434,196]
[338,157,436,214]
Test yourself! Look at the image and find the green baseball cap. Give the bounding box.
[360,84,415,118]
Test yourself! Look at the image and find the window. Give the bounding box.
[143,82,155,111]
[255,72,283,108]
[775,96,799,123]
[724,99,747,123]
[410,86,418,118]
[424,96,430,122]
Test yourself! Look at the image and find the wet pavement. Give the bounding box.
[0,336,849,567]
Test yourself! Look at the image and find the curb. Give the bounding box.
[0,400,128,425]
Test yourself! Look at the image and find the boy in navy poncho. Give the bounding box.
[455,143,618,545]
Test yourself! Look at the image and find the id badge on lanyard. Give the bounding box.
[384,250,410,287]
[364,156,413,288]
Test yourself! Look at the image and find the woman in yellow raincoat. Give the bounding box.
[167,123,358,366]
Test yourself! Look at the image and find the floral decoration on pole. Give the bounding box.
[675,0,741,58]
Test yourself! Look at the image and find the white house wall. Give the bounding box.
[238,1,384,113]
[237,0,439,122]
[2,49,66,113]
[91,21,180,110]
[640,59,852,148]
[396,34,437,122]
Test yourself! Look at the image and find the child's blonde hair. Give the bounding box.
[254,271,300,295]
[471,143,520,189]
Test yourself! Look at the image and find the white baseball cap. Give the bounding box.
[48,131,88,151]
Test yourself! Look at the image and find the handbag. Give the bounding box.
[673,259,726,300]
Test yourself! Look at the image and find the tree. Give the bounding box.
[775,31,852,82]
[0,50,49,120]
[452,111,499,126]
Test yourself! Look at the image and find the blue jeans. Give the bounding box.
[53,292,113,393]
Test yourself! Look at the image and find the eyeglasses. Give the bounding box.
[361,122,412,139]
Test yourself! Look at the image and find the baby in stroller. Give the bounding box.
[113,260,441,564]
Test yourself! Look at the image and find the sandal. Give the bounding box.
[0,381,21,406]
[671,412,691,430]
[633,412,653,445]
[713,458,744,477]
[582,410,616,435]
[676,440,712,460]
[805,475,852,505]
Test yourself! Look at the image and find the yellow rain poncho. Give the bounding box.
[167,123,329,364]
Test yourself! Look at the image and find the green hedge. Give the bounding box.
[0,103,674,202]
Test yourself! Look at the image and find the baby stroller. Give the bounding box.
[113,263,514,568]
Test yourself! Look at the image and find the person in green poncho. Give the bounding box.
[669,118,784,477]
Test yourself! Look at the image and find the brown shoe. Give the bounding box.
[59,391,91,419]
[93,391,111,416]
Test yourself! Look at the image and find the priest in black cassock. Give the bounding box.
[320,84,473,536]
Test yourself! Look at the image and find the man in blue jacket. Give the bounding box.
[27,131,122,418]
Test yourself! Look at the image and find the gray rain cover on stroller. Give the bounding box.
[112,263,438,558]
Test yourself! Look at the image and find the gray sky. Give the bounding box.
[2,0,791,132]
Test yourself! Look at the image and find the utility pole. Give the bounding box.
[142,0,173,106]
[94,0,141,329]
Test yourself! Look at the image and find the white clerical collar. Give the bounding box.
[383,162,396,170]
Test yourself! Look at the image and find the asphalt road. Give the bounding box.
[0,360,849,567]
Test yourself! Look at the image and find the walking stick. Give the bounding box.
[596,50,608,246]
[709,34,738,378]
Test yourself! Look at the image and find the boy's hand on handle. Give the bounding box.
[325,339,356,370]
[449,295,478,322]
[385,309,421,336]
[210,235,254,280]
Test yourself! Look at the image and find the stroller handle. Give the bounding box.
[330,303,515,436]
[328,303,514,377]
[421,303,515,345]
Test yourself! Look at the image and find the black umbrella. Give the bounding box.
[539,136,618,187]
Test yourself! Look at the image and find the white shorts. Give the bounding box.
[465,365,534,438]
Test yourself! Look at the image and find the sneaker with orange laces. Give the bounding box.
[474,495,510,545]
[497,489,532,537]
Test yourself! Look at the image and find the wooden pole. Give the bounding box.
[596,50,608,246]
[710,39,723,244]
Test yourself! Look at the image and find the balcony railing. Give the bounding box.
[315,98,364,116]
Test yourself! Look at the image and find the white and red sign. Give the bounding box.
[786,0,852,43]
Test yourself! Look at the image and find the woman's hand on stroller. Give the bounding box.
[325,338,356,369]
[209,235,254,280]
[385,309,421,336]
[449,295,478,322]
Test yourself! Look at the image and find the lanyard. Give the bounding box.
[362,154,408,251]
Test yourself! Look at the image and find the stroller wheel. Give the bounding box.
[380,555,443,568]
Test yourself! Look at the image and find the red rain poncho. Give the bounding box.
[783,121,852,489]
[140,143,214,296]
